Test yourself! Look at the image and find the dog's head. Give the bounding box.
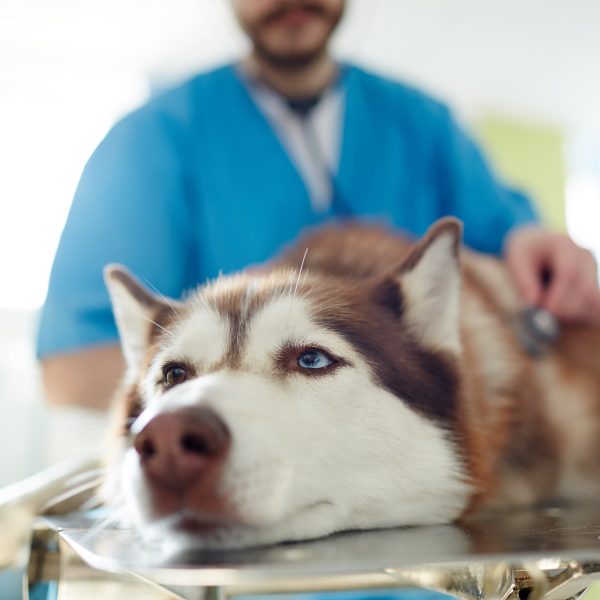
[104,218,471,549]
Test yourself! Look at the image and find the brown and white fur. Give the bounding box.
[103,218,600,550]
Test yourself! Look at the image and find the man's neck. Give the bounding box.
[245,52,338,101]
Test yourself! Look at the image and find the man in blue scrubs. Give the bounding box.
[38,0,600,411]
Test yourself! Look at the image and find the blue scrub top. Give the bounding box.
[36,63,537,358]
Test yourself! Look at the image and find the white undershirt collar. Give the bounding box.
[237,64,345,213]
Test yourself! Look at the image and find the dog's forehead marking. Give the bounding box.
[241,279,261,316]
[149,280,357,380]
[158,303,231,370]
[243,294,357,367]
[246,294,309,342]
[150,278,297,374]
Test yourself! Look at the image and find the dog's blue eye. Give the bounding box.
[298,349,333,369]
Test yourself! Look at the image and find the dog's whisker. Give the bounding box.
[133,310,175,338]
[293,248,309,297]
[143,279,179,316]
[148,318,174,338]
[84,507,128,544]
[287,269,297,296]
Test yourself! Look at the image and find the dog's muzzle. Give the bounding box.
[131,406,232,521]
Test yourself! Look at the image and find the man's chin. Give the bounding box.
[253,42,329,71]
[251,16,338,71]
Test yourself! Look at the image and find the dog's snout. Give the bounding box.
[133,407,230,493]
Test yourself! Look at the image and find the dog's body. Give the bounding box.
[104,219,600,549]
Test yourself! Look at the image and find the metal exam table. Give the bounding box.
[23,502,600,600]
[2,457,599,599]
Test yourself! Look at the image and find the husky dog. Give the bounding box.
[103,218,600,549]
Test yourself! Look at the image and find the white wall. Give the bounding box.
[2,0,600,130]
[0,310,110,487]
[0,311,44,486]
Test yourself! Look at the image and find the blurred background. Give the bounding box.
[1,0,600,487]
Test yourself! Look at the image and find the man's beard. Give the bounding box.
[252,37,329,71]
[251,1,344,70]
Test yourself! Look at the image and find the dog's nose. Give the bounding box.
[133,407,230,493]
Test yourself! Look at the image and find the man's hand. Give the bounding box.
[504,225,600,324]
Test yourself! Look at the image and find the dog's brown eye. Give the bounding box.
[163,363,188,388]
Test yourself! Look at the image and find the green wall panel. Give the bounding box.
[475,114,566,231]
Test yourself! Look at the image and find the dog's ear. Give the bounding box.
[376,218,463,355]
[104,265,180,369]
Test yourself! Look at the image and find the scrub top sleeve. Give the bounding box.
[36,109,194,359]
[434,107,539,255]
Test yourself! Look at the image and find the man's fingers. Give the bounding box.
[504,239,544,306]
[504,227,600,324]
[546,280,585,320]
[543,257,579,317]
[544,247,599,321]
[589,289,600,324]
